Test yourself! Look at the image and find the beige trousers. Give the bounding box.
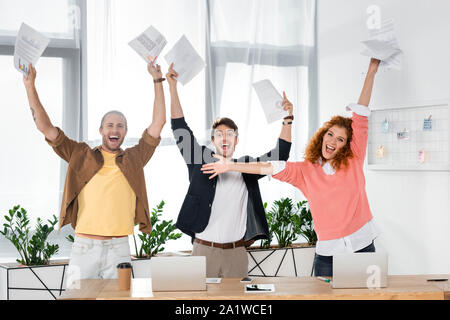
[192,242,249,278]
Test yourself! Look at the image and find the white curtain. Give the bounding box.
[206,0,317,207]
[81,0,316,251]
[87,0,207,142]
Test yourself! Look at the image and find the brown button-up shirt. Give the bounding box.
[46,127,161,234]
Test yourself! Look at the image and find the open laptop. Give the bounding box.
[332,252,388,289]
[150,256,206,292]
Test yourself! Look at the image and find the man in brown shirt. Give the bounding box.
[23,62,166,283]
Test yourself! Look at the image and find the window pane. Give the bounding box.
[142,145,193,252]
[218,63,309,208]
[0,56,63,262]
[211,0,315,46]
[0,0,76,38]
[87,0,206,141]
[219,63,309,158]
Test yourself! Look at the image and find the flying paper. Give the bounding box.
[253,79,289,124]
[361,19,403,70]
[14,23,50,76]
[164,35,205,85]
[128,25,167,63]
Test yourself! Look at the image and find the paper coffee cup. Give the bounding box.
[117,262,132,291]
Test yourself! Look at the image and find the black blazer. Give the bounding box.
[171,117,291,242]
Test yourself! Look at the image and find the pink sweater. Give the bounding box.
[273,112,373,241]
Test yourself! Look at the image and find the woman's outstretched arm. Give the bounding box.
[358,58,380,107]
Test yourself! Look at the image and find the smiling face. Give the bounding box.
[211,124,238,159]
[321,125,349,161]
[99,112,127,153]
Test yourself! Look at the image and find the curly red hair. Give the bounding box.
[304,116,354,171]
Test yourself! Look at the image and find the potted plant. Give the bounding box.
[0,205,68,300]
[131,200,182,278]
[246,198,317,277]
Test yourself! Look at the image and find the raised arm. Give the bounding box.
[23,64,58,142]
[166,63,184,119]
[279,91,293,142]
[348,58,380,161]
[357,58,380,107]
[146,62,166,139]
[167,63,204,167]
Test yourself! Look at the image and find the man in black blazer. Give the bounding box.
[166,64,293,277]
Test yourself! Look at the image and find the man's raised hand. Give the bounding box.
[23,64,36,88]
[166,62,178,88]
[147,61,163,80]
[282,91,293,116]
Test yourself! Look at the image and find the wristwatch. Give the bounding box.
[283,115,293,125]
[153,77,166,83]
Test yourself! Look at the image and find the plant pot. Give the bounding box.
[246,244,316,277]
[0,259,69,300]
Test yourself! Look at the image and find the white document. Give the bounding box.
[14,23,50,76]
[128,25,167,63]
[253,79,288,124]
[361,19,403,70]
[361,39,400,61]
[131,278,154,298]
[245,284,275,293]
[206,278,222,284]
[164,35,205,85]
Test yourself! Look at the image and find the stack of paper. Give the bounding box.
[164,35,205,86]
[14,23,50,76]
[206,278,222,284]
[361,19,403,70]
[253,79,289,124]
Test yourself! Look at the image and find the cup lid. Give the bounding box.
[117,262,132,269]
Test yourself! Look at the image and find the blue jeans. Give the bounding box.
[313,241,376,277]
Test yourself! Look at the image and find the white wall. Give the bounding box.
[317,0,450,275]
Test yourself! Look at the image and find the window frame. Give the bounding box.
[0,0,87,260]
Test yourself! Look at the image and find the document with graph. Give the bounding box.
[128,25,167,64]
[14,23,50,76]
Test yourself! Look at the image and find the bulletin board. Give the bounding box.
[367,101,450,171]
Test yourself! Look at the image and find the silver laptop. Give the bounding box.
[332,252,388,289]
[150,256,206,292]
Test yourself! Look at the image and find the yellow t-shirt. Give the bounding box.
[75,149,136,236]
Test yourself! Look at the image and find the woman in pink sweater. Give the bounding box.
[201,58,381,276]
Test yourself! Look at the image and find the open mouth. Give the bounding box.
[325,144,336,154]
[222,143,232,153]
[109,135,120,143]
